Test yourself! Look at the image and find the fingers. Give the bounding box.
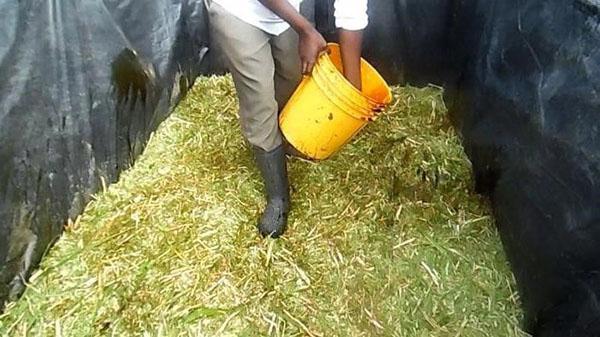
[305,60,315,74]
[302,60,316,75]
[301,52,319,75]
[298,29,328,75]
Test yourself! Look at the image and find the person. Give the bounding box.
[205,0,368,238]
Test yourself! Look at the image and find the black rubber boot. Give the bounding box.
[252,144,290,238]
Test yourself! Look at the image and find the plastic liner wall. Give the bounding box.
[0,0,221,305]
[362,0,600,335]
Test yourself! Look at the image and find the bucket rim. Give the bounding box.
[322,43,393,106]
[312,56,386,120]
[311,68,377,120]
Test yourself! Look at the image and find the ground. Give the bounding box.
[0,76,528,337]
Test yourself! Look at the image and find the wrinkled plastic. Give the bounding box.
[362,0,454,88]
[458,2,600,335]
[0,0,314,309]
[0,0,218,305]
[362,1,600,335]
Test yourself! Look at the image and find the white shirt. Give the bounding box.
[213,0,368,35]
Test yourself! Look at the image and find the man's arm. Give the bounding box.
[338,30,364,90]
[259,0,366,90]
[334,0,368,90]
[258,0,327,74]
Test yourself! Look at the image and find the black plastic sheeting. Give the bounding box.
[0,0,314,310]
[1,0,600,335]
[362,0,600,335]
[0,0,221,304]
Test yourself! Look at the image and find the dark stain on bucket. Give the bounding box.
[328,113,334,120]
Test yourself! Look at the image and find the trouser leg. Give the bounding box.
[207,3,291,237]
[271,27,303,112]
[207,2,281,152]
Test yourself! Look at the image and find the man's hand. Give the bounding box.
[298,27,327,74]
[258,0,326,74]
[258,0,362,80]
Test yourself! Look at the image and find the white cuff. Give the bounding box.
[335,16,369,31]
[334,0,369,31]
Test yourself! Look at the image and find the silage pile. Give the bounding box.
[0,76,526,337]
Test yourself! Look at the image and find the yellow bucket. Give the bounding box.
[279,43,392,160]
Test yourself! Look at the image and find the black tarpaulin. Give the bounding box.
[456,2,600,335]
[362,0,600,335]
[0,0,215,304]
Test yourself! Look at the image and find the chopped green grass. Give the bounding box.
[0,76,528,337]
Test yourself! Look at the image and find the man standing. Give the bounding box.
[206,0,368,238]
